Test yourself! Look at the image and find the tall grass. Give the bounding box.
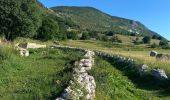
[61,40,170,76]
[89,57,170,100]
[0,47,83,100]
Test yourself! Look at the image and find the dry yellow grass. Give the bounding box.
[61,40,170,75]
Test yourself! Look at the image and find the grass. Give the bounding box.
[60,40,170,76]
[0,46,83,100]
[89,57,170,100]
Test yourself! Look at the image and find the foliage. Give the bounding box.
[81,32,90,40]
[150,43,159,48]
[51,6,160,37]
[159,39,169,49]
[37,16,59,41]
[66,31,79,40]
[0,0,77,41]
[111,35,122,43]
[0,0,43,40]
[142,36,151,44]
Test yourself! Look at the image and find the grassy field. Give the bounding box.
[0,45,83,100]
[61,40,170,76]
[89,57,170,100]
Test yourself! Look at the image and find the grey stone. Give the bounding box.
[150,51,158,57]
[151,68,168,80]
[156,54,170,60]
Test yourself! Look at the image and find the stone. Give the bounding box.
[19,48,29,57]
[56,49,96,100]
[151,68,168,80]
[156,54,170,60]
[17,42,46,49]
[139,64,149,76]
[150,51,158,57]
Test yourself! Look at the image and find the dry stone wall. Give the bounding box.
[53,45,169,99]
[55,45,96,100]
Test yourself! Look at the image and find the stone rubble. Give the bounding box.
[56,48,96,100]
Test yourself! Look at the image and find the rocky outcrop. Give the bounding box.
[151,68,168,80]
[56,49,96,100]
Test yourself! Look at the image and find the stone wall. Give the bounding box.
[55,46,96,100]
[53,45,169,99]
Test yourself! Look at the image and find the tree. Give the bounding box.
[37,17,59,41]
[0,0,42,40]
[159,39,169,49]
[152,35,157,39]
[142,36,151,44]
[81,32,90,40]
[67,31,79,40]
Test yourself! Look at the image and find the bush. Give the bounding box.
[142,36,151,44]
[150,43,158,48]
[159,40,169,49]
[37,17,59,41]
[101,35,109,42]
[67,31,79,40]
[81,32,90,40]
[111,36,122,43]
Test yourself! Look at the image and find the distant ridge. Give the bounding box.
[51,6,161,37]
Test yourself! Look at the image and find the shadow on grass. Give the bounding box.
[47,60,76,100]
[100,56,170,97]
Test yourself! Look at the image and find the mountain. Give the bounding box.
[51,6,161,37]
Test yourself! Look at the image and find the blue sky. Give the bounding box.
[39,0,170,40]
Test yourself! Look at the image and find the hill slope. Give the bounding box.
[51,6,160,37]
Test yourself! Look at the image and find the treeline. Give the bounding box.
[0,0,77,41]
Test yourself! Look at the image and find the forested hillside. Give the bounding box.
[51,6,161,37]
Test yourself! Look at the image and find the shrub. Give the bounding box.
[37,17,59,41]
[81,32,90,40]
[150,43,158,48]
[101,35,109,42]
[159,40,169,49]
[142,36,151,44]
[67,31,79,40]
[111,36,122,43]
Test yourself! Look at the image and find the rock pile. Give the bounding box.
[56,50,96,100]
